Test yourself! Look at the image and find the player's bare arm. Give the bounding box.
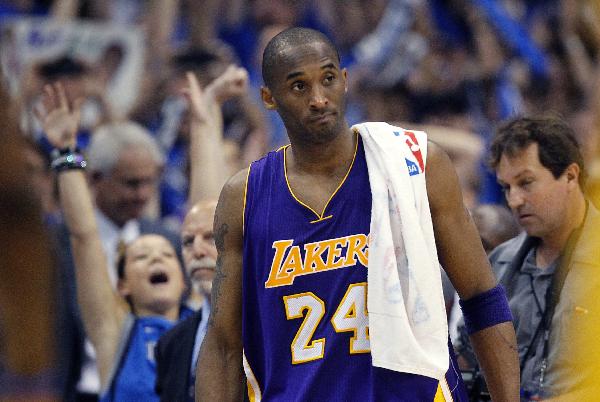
[425,141,520,401]
[195,168,247,402]
[37,83,126,386]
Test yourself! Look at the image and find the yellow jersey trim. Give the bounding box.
[433,383,446,402]
[242,164,252,233]
[309,215,333,224]
[243,350,262,402]
[441,376,454,402]
[283,131,359,223]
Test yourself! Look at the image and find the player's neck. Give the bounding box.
[288,127,355,176]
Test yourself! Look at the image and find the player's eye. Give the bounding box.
[323,74,335,85]
[291,81,305,92]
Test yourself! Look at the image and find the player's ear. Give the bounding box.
[342,68,348,93]
[261,87,277,110]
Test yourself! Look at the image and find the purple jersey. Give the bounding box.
[242,136,467,401]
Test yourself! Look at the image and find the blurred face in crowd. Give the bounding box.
[261,41,348,145]
[496,142,578,241]
[118,234,185,317]
[181,201,218,298]
[94,146,160,226]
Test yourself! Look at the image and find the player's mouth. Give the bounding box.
[309,111,336,124]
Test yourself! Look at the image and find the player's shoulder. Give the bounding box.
[423,140,454,185]
[425,140,448,163]
[225,167,250,193]
[218,168,248,212]
[248,145,287,172]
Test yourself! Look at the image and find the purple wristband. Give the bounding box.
[459,284,513,335]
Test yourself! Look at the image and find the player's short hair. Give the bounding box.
[262,27,339,89]
[489,116,586,187]
[87,121,164,175]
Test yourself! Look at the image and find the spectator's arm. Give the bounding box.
[560,0,595,94]
[145,0,180,64]
[185,66,248,206]
[128,0,179,121]
[35,83,127,389]
[186,0,221,46]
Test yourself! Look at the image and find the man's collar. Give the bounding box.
[95,209,140,243]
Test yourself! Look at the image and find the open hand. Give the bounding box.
[34,83,83,149]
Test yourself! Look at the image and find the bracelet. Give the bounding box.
[50,151,87,172]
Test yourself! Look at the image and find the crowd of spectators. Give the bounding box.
[3,0,600,217]
[2,0,600,400]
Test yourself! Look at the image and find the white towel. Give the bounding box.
[353,122,449,380]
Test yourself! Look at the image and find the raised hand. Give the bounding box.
[34,82,83,149]
[181,66,249,126]
[206,65,249,105]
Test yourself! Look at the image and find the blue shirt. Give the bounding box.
[100,316,174,402]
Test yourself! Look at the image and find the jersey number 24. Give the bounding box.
[283,282,370,364]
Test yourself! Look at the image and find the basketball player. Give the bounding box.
[196,27,519,401]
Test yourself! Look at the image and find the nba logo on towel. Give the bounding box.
[405,158,420,176]
[395,130,425,175]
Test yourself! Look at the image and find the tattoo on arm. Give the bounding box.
[214,219,228,253]
[209,221,229,326]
